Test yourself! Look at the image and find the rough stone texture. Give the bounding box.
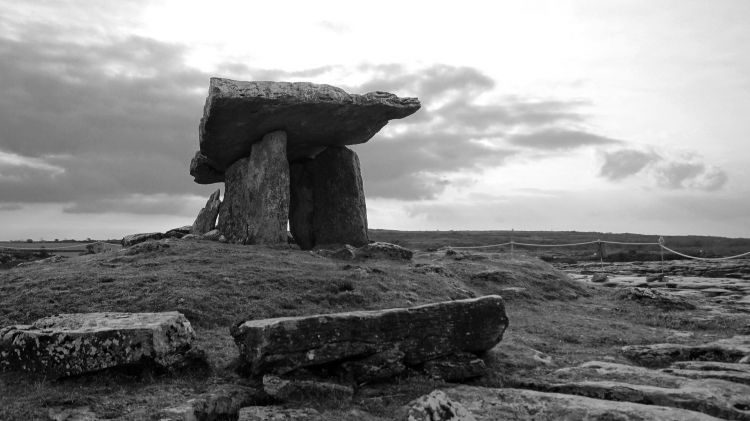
[424,386,724,421]
[401,390,477,421]
[217,131,290,244]
[231,296,508,377]
[238,406,321,421]
[0,312,195,378]
[541,361,750,420]
[622,336,750,367]
[165,225,192,239]
[200,229,222,241]
[191,78,420,183]
[191,189,222,235]
[423,352,488,382]
[289,146,368,249]
[338,347,406,383]
[121,232,163,247]
[160,385,265,421]
[262,375,353,402]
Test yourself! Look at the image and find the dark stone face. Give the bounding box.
[190,79,420,184]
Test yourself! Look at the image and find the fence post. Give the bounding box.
[658,236,665,275]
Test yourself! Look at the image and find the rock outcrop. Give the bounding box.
[403,386,724,421]
[217,131,290,244]
[289,146,368,249]
[191,78,420,183]
[191,189,221,235]
[231,296,508,379]
[622,335,750,367]
[0,312,196,378]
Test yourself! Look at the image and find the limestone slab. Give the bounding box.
[191,188,221,235]
[0,312,195,378]
[231,295,508,377]
[191,78,420,183]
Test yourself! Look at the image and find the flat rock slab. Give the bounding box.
[0,312,195,378]
[231,295,508,377]
[541,361,750,420]
[622,335,750,367]
[406,386,723,421]
[665,361,750,385]
[192,78,421,183]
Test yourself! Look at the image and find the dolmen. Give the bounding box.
[0,312,197,378]
[189,78,420,248]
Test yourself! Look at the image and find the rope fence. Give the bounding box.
[441,237,750,262]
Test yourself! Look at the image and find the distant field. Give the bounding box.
[368,229,750,261]
[0,241,121,257]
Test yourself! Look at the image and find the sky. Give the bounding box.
[1,0,749,240]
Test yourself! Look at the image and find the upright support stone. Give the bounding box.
[289,146,368,249]
[218,131,290,244]
[191,189,221,235]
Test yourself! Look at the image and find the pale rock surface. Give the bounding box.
[218,131,289,244]
[231,296,508,377]
[401,390,477,421]
[664,361,750,386]
[191,189,222,235]
[424,386,724,420]
[0,312,195,378]
[191,78,420,183]
[289,146,368,249]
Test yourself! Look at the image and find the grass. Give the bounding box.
[0,239,748,420]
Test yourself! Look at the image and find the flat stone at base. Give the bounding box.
[121,232,162,247]
[0,312,195,378]
[231,296,508,377]
[218,131,290,244]
[622,335,750,367]
[238,406,321,421]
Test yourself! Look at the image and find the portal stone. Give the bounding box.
[218,131,289,244]
[191,189,221,235]
[289,146,368,249]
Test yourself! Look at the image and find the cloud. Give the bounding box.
[0,204,22,212]
[508,129,621,150]
[600,149,660,180]
[317,21,350,34]
[63,193,197,215]
[598,148,728,191]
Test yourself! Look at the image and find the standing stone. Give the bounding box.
[289,146,368,249]
[218,131,290,244]
[191,189,222,235]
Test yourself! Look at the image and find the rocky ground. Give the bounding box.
[1,239,749,420]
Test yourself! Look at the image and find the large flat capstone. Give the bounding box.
[191,78,420,183]
[230,295,508,377]
[0,312,195,378]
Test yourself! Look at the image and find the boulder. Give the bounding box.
[191,78,420,183]
[622,335,750,367]
[0,312,195,378]
[191,189,222,235]
[591,273,608,283]
[289,146,368,249]
[217,131,290,244]
[164,225,192,239]
[409,386,724,421]
[231,296,508,377]
[121,232,162,247]
[200,229,222,241]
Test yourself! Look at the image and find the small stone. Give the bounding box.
[355,242,413,261]
[191,189,222,235]
[591,273,608,283]
[201,229,221,241]
[401,390,477,421]
[424,352,488,382]
[238,406,321,421]
[262,375,353,402]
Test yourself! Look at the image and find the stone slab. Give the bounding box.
[231,295,508,377]
[0,312,195,378]
[192,78,420,183]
